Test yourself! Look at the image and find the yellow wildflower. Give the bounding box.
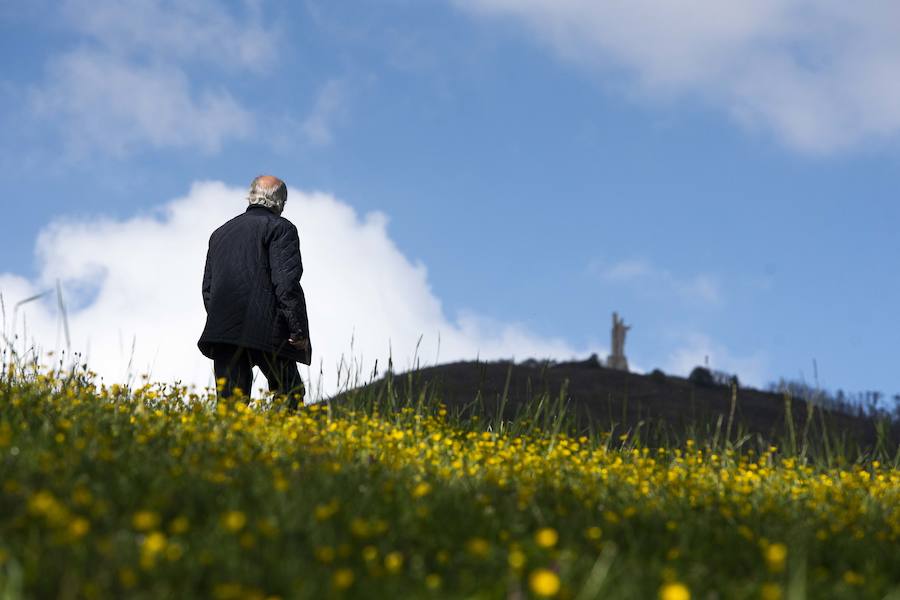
[412,482,432,498]
[764,543,787,573]
[466,537,490,558]
[68,517,90,538]
[169,516,190,534]
[332,568,355,589]
[222,511,246,532]
[165,542,184,561]
[508,549,526,570]
[659,582,690,600]
[314,499,340,521]
[760,583,782,600]
[142,532,167,554]
[384,551,403,573]
[529,569,561,597]
[535,527,558,548]
[359,546,377,563]
[132,511,160,531]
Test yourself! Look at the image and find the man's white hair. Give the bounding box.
[247,176,287,215]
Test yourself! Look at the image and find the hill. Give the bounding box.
[336,357,899,454]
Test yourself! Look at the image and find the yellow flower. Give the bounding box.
[764,543,787,573]
[139,531,167,569]
[535,527,558,548]
[529,569,561,597]
[169,516,190,534]
[132,511,160,531]
[332,568,355,589]
[28,491,56,515]
[508,549,526,570]
[466,537,490,558]
[362,546,378,562]
[142,532,167,554]
[222,511,246,532]
[350,518,371,538]
[412,482,431,498]
[165,542,184,561]
[314,499,340,521]
[585,526,602,540]
[384,551,404,573]
[843,571,865,586]
[68,517,90,538]
[659,582,690,600]
[760,583,782,600]
[425,574,442,590]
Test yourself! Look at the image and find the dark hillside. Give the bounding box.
[337,358,898,452]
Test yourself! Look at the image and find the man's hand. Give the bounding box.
[288,336,309,352]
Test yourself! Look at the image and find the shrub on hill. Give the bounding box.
[688,366,715,387]
[649,368,667,383]
[689,366,740,388]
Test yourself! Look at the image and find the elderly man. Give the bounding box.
[198,175,311,408]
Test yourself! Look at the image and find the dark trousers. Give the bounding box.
[211,344,305,409]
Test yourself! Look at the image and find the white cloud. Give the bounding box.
[664,332,767,386]
[60,0,276,70]
[454,0,900,152]
[0,182,581,399]
[596,258,722,306]
[32,50,254,155]
[27,0,277,156]
[302,79,350,146]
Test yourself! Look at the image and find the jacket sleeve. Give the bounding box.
[268,221,307,338]
[201,245,212,313]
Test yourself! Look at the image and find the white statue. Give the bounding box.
[607,312,630,371]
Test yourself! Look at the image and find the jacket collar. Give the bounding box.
[246,204,274,214]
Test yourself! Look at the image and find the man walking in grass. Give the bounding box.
[198,175,311,408]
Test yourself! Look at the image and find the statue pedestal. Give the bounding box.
[607,354,629,371]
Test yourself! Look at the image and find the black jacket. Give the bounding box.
[198,205,311,364]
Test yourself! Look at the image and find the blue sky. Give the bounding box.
[2,1,899,397]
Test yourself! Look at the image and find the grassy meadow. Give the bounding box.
[1,358,899,599]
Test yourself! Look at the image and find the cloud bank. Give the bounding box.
[595,258,722,307]
[28,0,276,156]
[302,79,351,147]
[32,50,254,155]
[0,182,581,398]
[455,0,900,152]
[59,0,276,70]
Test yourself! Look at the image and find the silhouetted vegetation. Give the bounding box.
[337,357,900,464]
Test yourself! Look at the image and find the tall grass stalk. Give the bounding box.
[783,390,797,455]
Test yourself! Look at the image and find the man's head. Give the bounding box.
[247,175,288,216]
